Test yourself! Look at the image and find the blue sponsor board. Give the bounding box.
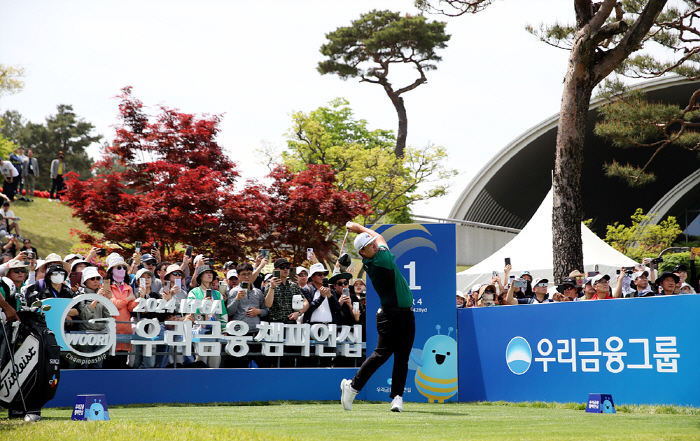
[458,295,700,406]
[364,224,457,403]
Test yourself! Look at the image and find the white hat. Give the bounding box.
[226,269,239,280]
[591,273,611,285]
[38,253,70,273]
[296,266,309,275]
[70,259,93,272]
[353,232,377,252]
[7,260,28,271]
[63,253,83,262]
[135,268,153,282]
[631,270,649,281]
[193,254,205,265]
[456,290,467,299]
[81,266,103,286]
[308,263,329,278]
[532,278,549,287]
[469,284,482,295]
[105,252,127,272]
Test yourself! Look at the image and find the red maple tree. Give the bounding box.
[260,164,371,265]
[64,88,371,264]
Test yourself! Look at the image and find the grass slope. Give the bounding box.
[7,197,89,258]
[1,401,698,440]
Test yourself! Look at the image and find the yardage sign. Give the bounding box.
[364,223,457,403]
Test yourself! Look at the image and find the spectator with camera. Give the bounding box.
[303,263,339,323]
[103,253,138,368]
[161,263,188,302]
[76,266,111,369]
[187,265,227,368]
[506,277,551,304]
[265,257,306,325]
[225,261,270,368]
[19,238,37,258]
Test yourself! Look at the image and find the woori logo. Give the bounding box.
[505,337,532,375]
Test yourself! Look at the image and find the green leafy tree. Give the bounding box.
[419,0,700,281]
[263,98,456,236]
[594,81,700,186]
[0,106,100,190]
[0,64,24,99]
[318,10,450,157]
[604,208,682,261]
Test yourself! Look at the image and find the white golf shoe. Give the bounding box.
[340,379,358,411]
[390,395,403,412]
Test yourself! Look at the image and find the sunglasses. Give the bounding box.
[336,281,349,286]
[563,286,577,290]
[535,283,548,287]
[115,265,127,271]
[87,277,101,282]
[11,268,26,274]
[277,265,291,270]
[171,272,183,277]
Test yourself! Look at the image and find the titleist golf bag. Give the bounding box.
[0,305,61,419]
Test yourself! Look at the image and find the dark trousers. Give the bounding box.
[3,179,16,201]
[49,174,64,199]
[352,309,415,398]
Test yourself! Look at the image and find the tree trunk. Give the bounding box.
[387,91,408,158]
[552,35,595,284]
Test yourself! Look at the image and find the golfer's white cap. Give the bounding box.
[354,232,377,251]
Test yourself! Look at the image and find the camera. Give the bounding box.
[26,251,34,260]
[135,241,142,253]
[96,248,107,256]
[205,288,212,298]
[513,279,527,288]
[651,257,663,264]
[240,281,250,290]
[205,258,215,266]
[322,277,329,288]
[185,245,193,258]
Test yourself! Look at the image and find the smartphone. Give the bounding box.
[505,257,511,266]
[205,288,212,299]
[164,281,171,292]
[513,278,527,288]
[353,302,359,313]
[289,267,296,279]
[175,279,182,288]
[240,281,250,290]
[307,248,313,260]
[153,241,159,250]
[97,248,106,256]
[27,251,34,260]
[322,277,329,288]
[69,272,82,287]
[259,249,270,260]
[206,258,215,266]
[185,245,193,258]
[135,241,142,253]
[342,287,349,298]
[587,271,599,277]
[273,269,281,279]
[139,278,146,288]
[492,270,499,278]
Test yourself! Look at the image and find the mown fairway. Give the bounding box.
[1,401,699,440]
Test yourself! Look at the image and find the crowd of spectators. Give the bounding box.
[0,241,367,369]
[458,255,700,308]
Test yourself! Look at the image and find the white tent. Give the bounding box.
[457,189,638,291]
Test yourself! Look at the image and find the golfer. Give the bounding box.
[340,222,415,413]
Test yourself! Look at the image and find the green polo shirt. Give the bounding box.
[362,245,413,308]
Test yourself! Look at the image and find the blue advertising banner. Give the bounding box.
[458,295,700,406]
[364,223,457,403]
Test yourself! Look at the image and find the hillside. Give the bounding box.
[6,196,91,258]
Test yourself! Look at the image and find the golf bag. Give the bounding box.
[0,309,61,418]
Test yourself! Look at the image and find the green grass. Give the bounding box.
[2,401,699,440]
[7,197,88,257]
